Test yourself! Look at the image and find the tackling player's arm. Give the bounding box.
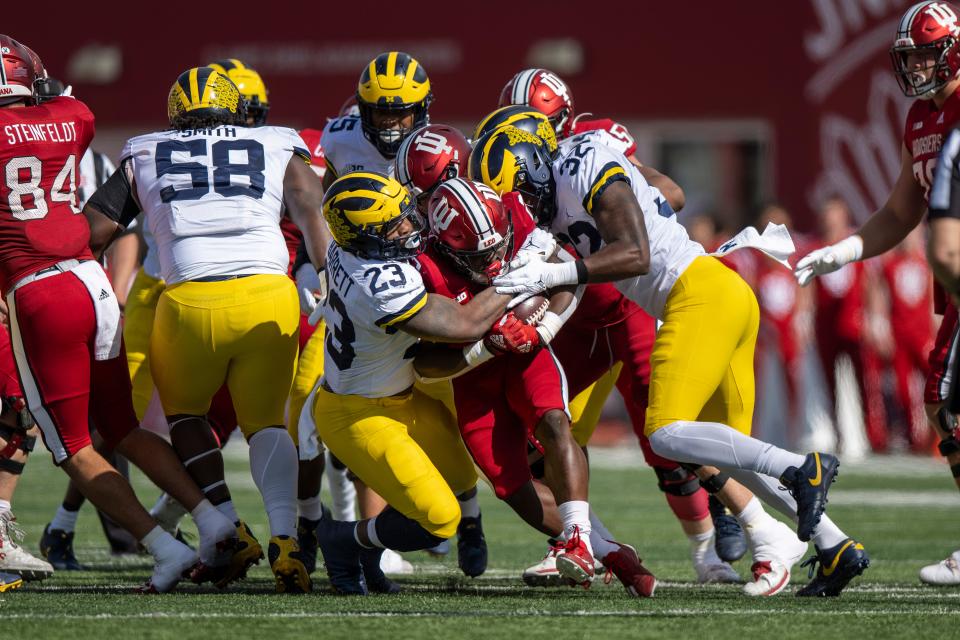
[398,287,509,342]
[637,164,685,212]
[927,130,960,295]
[579,180,651,280]
[83,159,142,260]
[283,155,330,269]
[321,166,338,192]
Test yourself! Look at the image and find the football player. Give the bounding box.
[0,40,240,593]
[413,177,656,594]
[795,0,960,583]
[82,66,332,593]
[313,172,512,594]
[472,126,870,596]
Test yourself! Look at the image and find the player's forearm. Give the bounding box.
[638,165,685,212]
[412,341,490,382]
[299,215,331,269]
[581,239,650,281]
[857,204,922,260]
[928,218,960,293]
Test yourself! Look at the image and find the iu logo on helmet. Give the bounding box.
[537,71,570,101]
[431,196,458,231]
[927,2,960,35]
[414,131,453,156]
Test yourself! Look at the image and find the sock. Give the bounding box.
[149,493,188,533]
[734,497,775,529]
[372,506,444,552]
[364,518,381,549]
[688,529,715,565]
[191,499,230,538]
[589,509,614,541]
[298,495,324,521]
[0,499,10,517]
[589,530,619,561]
[457,491,481,520]
[325,452,357,521]
[248,428,298,538]
[50,504,80,533]
[648,421,806,478]
[558,500,593,555]
[215,500,239,525]
[140,525,184,563]
[811,515,849,550]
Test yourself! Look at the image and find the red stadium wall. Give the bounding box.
[13,0,915,229]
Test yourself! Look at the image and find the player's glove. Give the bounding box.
[484,312,540,354]
[493,253,581,299]
[794,235,863,287]
[295,263,328,325]
[515,227,557,262]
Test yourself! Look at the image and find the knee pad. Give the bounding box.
[686,464,730,494]
[654,466,700,496]
[0,421,37,475]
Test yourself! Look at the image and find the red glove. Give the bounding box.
[484,312,540,354]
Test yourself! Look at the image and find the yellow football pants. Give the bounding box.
[287,318,326,440]
[568,362,622,447]
[645,256,759,436]
[313,384,476,539]
[151,274,299,438]
[123,268,165,420]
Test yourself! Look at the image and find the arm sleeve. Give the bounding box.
[929,128,960,221]
[86,158,142,228]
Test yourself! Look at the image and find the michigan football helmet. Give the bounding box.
[323,172,424,260]
[499,68,575,138]
[428,178,514,284]
[469,126,556,225]
[395,124,471,215]
[0,35,40,105]
[168,66,246,129]
[891,1,960,97]
[208,58,270,125]
[473,106,559,156]
[357,52,433,158]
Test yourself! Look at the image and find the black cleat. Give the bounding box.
[796,538,870,597]
[457,516,488,578]
[297,516,321,575]
[96,509,140,555]
[316,518,366,595]
[708,496,747,562]
[360,548,401,594]
[39,525,83,571]
[780,452,839,542]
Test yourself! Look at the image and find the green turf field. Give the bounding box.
[4,443,960,639]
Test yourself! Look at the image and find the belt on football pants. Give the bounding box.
[9,259,83,294]
[190,274,257,283]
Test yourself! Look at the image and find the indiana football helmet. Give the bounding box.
[499,68,575,138]
[208,58,270,125]
[891,2,960,98]
[428,178,514,284]
[323,172,423,260]
[396,124,471,216]
[474,106,559,156]
[168,66,246,129]
[469,126,556,225]
[0,35,40,105]
[339,94,360,117]
[357,52,433,158]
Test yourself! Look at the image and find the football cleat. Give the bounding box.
[0,514,53,580]
[96,510,140,556]
[920,550,960,585]
[297,515,322,575]
[360,548,401,594]
[709,495,747,562]
[457,516,488,578]
[316,517,366,595]
[0,571,23,592]
[521,540,565,587]
[140,539,198,594]
[601,542,657,597]
[780,452,839,542]
[39,524,82,571]
[555,527,595,588]
[695,560,741,584]
[268,535,312,594]
[796,538,870,597]
[743,560,792,596]
[193,520,263,588]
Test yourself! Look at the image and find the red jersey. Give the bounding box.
[279,128,328,275]
[571,117,636,157]
[814,258,866,342]
[0,97,95,295]
[882,249,933,352]
[298,128,327,178]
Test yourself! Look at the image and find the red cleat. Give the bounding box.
[555,526,595,588]
[601,542,657,597]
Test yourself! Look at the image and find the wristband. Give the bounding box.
[575,260,589,284]
[463,340,494,367]
[536,311,564,345]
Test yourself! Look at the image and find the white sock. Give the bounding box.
[214,500,239,524]
[649,421,806,478]
[735,497,776,529]
[325,452,357,521]
[457,491,481,520]
[298,495,324,521]
[191,499,230,538]
[558,500,593,555]
[50,504,80,533]
[688,529,715,565]
[812,515,848,550]
[0,499,10,516]
[140,525,183,563]
[149,493,188,533]
[248,428,298,538]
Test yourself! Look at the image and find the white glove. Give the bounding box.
[516,227,557,262]
[492,252,579,297]
[794,235,863,287]
[295,263,327,323]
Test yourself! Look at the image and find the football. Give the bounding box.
[512,295,549,325]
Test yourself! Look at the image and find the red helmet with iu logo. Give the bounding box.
[890,1,960,97]
[499,68,575,138]
[395,124,471,216]
[0,35,41,105]
[427,177,514,284]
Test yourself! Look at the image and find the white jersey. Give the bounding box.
[551,132,704,319]
[77,148,116,208]
[321,115,394,178]
[121,125,310,285]
[321,242,427,398]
